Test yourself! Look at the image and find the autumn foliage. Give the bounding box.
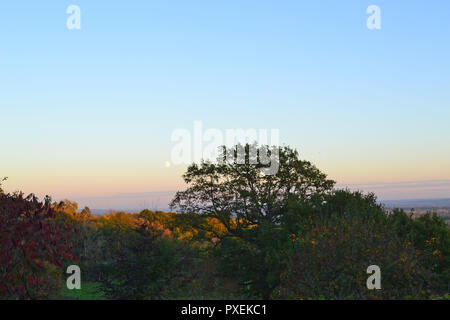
[1,145,449,300]
[0,188,80,299]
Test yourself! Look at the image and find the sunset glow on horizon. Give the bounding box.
[1,1,450,208]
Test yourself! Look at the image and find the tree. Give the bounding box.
[171,144,335,237]
[273,190,444,299]
[0,183,80,299]
[170,144,335,298]
[274,217,435,300]
[388,210,450,288]
[98,223,192,300]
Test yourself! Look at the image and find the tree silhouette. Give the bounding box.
[171,144,335,236]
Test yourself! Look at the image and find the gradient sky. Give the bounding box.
[1,1,450,206]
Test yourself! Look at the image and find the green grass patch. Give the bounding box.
[59,282,106,300]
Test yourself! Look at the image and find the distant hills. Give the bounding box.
[381,198,450,209]
[68,191,176,214]
[63,186,450,215]
[83,196,450,215]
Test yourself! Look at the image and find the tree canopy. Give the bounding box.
[171,144,335,236]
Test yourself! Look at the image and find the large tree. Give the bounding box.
[170,144,335,298]
[171,144,335,236]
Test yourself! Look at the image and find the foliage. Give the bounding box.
[171,144,335,298]
[215,222,290,299]
[388,209,450,286]
[274,218,435,299]
[97,223,194,300]
[2,143,449,300]
[59,281,105,300]
[171,144,335,236]
[0,186,80,299]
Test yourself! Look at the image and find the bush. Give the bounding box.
[274,217,436,299]
[0,190,80,299]
[388,210,450,287]
[98,223,194,300]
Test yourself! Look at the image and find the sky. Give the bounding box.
[1,1,450,208]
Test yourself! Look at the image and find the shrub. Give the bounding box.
[273,217,436,300]
[0,190,80,299]
[388,210,450,287]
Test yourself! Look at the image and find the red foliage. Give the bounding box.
[0,191,80,299]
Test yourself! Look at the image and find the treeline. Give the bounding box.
[1,192,449,300]
[1,145,449,300]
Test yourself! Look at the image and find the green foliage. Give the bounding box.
[215,223,290,299]
[59,282,105,300]
[388,210,450,286]
[98,224,193,300]
[274,218,435,300]
[171,144,335,298]
[171,144,335,235]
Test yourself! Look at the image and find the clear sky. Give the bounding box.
[1,1,450,206]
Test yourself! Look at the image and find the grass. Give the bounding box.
[59,281,106,300]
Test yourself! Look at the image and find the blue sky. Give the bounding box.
[1,1,450,205]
